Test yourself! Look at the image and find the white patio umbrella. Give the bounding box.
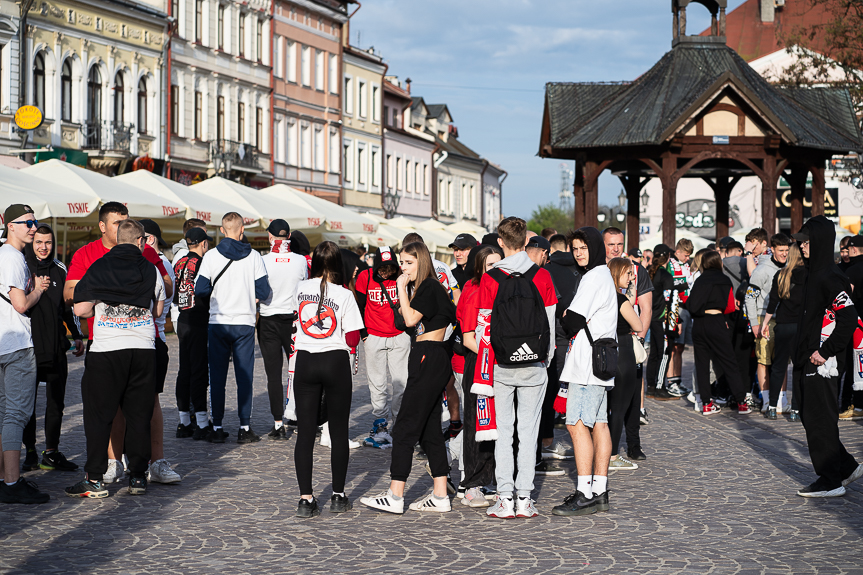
[190,177,268,229]
[0,164,99,221]
[262,184,378,234]
[229,184,323,233]
[23,160,185,220]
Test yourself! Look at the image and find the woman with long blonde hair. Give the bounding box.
[761,243,806,420]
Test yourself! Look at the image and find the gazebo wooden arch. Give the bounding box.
[539,0,862,248]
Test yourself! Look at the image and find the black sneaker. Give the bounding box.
[296,497,320,518]
[765,407,777,420]
[551,491,597,516]
[330,494,352,513]
[207,427,230,443]
[193,424,213,441]
[653,387,680,401]
[176,423,195,438]
[627,446,647,461]
[285,419,298,427]
[21,447,39,471]
[267,425,288,440]
[639,409,649,426]
[237,428,262,444]
[415,445,428,461]
[0,478,50,504]
[645,386,656,397]
[797,480,845,498]
[128,475,147,495]
[40,450,79,471]
[594,490,610,512]
[534,460,566,476]
[65,478,108,498]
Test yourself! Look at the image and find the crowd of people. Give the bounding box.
[1,200,861,512]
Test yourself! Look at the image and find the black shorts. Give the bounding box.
[155,337,169,394]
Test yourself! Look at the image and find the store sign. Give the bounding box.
[14,106,43,130]
[776,188,837,218]
[34,147,88,167]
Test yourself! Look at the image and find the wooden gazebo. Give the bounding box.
[539,0,862,248]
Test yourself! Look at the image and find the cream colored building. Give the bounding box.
[342,45,384,212]
[24,0,169,173]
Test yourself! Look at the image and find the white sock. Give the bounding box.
[5,481,16,486]
[593,475,608,496]
[274,420,284,430]
[214,426,222,431]
[333,491,345,497]
[195,412,209,428]
[240,425,250,431]
[778,391,787,408]
[761,390,769,408]
[577,475,593,497]
[179,411,191,426]
[387,488,403,501]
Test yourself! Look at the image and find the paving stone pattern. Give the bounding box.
[1,337,862,574]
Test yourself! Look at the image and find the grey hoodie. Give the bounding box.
[478,250,555,387]
[744,255,782,326]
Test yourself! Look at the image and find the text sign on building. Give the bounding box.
[776,188,838,218]
[712,135,729,145]
[14,106,43,131]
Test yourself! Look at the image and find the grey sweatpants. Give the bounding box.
[364,333,411,422]
[447,373,465,473]
[1,347,37,452]
[493,379,547,498]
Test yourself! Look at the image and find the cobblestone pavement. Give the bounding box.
[2,336,862,574]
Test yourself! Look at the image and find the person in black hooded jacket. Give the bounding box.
[21,224,84,473]
[791,216,862,497]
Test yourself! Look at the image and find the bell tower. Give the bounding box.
[672,0,727,45]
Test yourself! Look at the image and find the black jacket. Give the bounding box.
[766,266,806,325]
[545,250,582,343]
[795,216,857,365]
[24,225,82,364]
[845,254,863,311]
[687,269,734,318]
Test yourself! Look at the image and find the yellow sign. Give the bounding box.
[14,106,43,131]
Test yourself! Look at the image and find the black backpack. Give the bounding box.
[487,265,550,366]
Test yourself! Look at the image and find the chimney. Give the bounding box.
[760,0,775,23]
[405,77,412,94]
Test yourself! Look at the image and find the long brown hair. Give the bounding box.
[648,251,669,281]
[400,241,434,300]
[310,241,344,320]
[607,257,632,290]
[778,243,803,299]
[472,246,503,286]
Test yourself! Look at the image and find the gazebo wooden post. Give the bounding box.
[785,163,807,234]
[619,175,649,250]
[810,163,826,217]
[573,160,585,229]
[583,161,601,229]
[703,175,740,241]
[661,154,677,247]
[760,155,779,234]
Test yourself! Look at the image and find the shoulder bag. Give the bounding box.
[584,325,618,381]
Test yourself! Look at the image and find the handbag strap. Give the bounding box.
[583,323,595,346]
[211,259,234,288]
[378,277,398,310]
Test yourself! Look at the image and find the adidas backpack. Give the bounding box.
[487,265,550,366]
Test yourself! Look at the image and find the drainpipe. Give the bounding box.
[379,61,388,215]
[163,17,176,176]
[18,0,35,108]
[498,168,508,224]
[480,159,488,229]
[269,1,274,185]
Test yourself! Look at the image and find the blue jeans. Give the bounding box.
[208,324,256,427]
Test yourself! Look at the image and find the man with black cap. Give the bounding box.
[258,219,307,440]
[627,248,643,265]
[791,217,862,497]
[173,227,214,439]
[0,204,51,504]
[450,234,478,288]
[525,235,551,267]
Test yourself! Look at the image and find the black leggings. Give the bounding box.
[608,335,641,452]
[258,314,296,421]
[768,322,801,409]
[390,341,452,482]
[645,320,668,389]
[692,314,748,405]
[23,356,69,450]
[461,350,496,489]
[293,349,352,495]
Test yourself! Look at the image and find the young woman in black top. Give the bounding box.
[687,251,752,415]
[360,241,457,514]
[645,244,678,400]
[761,243,806,420]
[606,258,644,470]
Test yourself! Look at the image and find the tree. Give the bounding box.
[527,203,572,235]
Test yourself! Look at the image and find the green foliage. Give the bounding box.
[527,203,572,235]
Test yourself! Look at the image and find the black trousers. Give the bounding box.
[692,315,748,404]
[23,355,69,450]
[175,321,209,414]
[293,349,352,495]
[534,354,560,464]
[645,320,668,389]
[390,341,452,482]
[768,322,801,409]
[461,350,496,489]
[839,346,863,411]
[82,349,155,481]
[155,337,169,394]
[798,362,859,488]
[257,313,296,421]
[608,335,641,452]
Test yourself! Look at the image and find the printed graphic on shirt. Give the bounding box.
[298,299,338,339]
[97,304,154,330]
[175,257,200,311]
[367,283,399,305]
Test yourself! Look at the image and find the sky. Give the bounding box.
[350,0,749,220]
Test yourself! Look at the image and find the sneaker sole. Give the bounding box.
[516,512,538,518]
[842,464,863,487]
[797,486,846,498]
[409,504,451,512]
[608,465,638,471]
[541,453,574,460]
[128,487,147,495]
[535,470,566,476]
[487,512,516,519]
[296,509,321,518]
[359,499,404,514]
[551,506,597,517]
[596,501,610,512]
[463,498,491,508]
[149,476,181,485]
[330,504,353,513]
[66,490,108,499]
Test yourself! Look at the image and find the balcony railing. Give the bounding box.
[209,139,260,172]
[82,121,135,152]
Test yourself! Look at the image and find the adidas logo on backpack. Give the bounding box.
[510,343,538,362]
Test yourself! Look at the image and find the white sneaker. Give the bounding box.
[320,435,361,449]
[515,497,539,518]
[360,490,404,514]
[461,487,491,508]
[147,459,181,484]
[842,463,863,487]
[103,459,125,484]
[408,491,451,513]
[693,393,703,413]
[486,495,515,518]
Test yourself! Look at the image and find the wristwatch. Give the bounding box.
[744,250,753,257]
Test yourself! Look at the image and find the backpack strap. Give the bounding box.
[583,323,595,346]
[486,268,507,284]
[522,264,540,282]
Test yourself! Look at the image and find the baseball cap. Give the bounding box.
[1,204,35,239]
[791,229,810,243]
[526,235,551,252]
[653,244,672,259]
[139,219,168,248]
[481,233,500,247]
[627,247,642,258]
[449,233,478,250]
[267,218,291,238]
[846,235,863,248]
[717,236,734,250]
[185,227,214,245]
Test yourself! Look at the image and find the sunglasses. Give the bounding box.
[10,219,39,229]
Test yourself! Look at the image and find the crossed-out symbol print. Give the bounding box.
[299,301,337,339]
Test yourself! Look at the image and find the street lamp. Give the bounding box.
[640,189,650,213]
[383,187,401,219]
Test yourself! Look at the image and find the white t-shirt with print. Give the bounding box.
[0,243,34,355]
[294,278,364,354]
[260,251,308,316]
[433,258,459,296]
[197,249,268,327]
[560,265,619,387]
[90,268,166,353]
[156,252,175,342]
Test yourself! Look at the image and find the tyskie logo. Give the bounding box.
[510,343,538,362]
